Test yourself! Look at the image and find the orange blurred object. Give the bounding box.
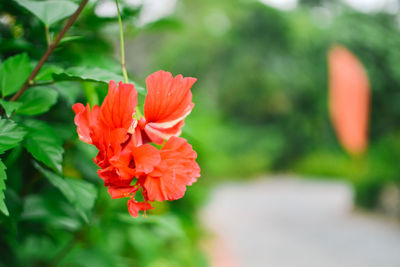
[328,45,371,156]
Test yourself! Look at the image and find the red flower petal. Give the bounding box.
[144,137,200,201]
[94,128,129,169]
[99,137,161,187]
[99,81,138,130]
[108,186,137,199]
[98,167,132,187]
[132,144,161,175]
[72,103,100,144]
[108,128,129,156]
[127,198,153,217]
[143,71,196,144]
[144,120,184,145]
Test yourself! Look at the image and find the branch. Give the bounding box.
[10,0,89,102]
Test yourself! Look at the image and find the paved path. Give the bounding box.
[202,177,400,267]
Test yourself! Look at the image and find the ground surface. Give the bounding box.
[202,176,400,267]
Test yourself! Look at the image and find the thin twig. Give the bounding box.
[45,25,51,48]
[10,0,89,102]
[115,0,129,83]
[114,0,143,117]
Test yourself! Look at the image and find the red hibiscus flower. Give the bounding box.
[72,71,200,217]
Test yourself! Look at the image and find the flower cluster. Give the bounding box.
[72,70,200,217]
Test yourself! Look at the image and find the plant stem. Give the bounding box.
[45,24,51,47]
[115,0,129,83]
[10,0,89,102]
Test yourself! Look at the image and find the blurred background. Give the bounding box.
[1,0,400,266]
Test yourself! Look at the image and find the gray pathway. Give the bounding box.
[202,177,400,267]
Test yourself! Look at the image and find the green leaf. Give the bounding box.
[82,81,99,106]
[0,53,31,97]
[14,0,78,26]
[34,163,97,222]
[19,234,58,260]
[21,194,82,230]
[65,178,97,222]
[35,64,63,81]
[59,36,84,46]
[0,159,9,216]
[52,81,81,105]
[0,119,26,154]
[16,87,58,115]
[23,120,63,173]
[53,66,124,83]
[53,67,146,95]
[143,17,183,31]
[0,99,22,118]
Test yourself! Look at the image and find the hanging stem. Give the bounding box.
[114,0,143,118]
[115,0,129,83]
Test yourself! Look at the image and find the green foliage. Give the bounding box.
[35,65,63,81]
[23,120,64,173]
[58,35,85,46]
[17,87,58,115]
[0,1,206,266]
[53,81,81,106]
[21,193,83,230]
[54,66,146,95]
[54,66,126,84]
[0,53,31,97]
[0,159,8,216]
[14,0,78,26]
[0,119,26,154]
[5,0,398,264]
[34,162,97,222]
[294,151,358,179]
[0,99,22,118]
